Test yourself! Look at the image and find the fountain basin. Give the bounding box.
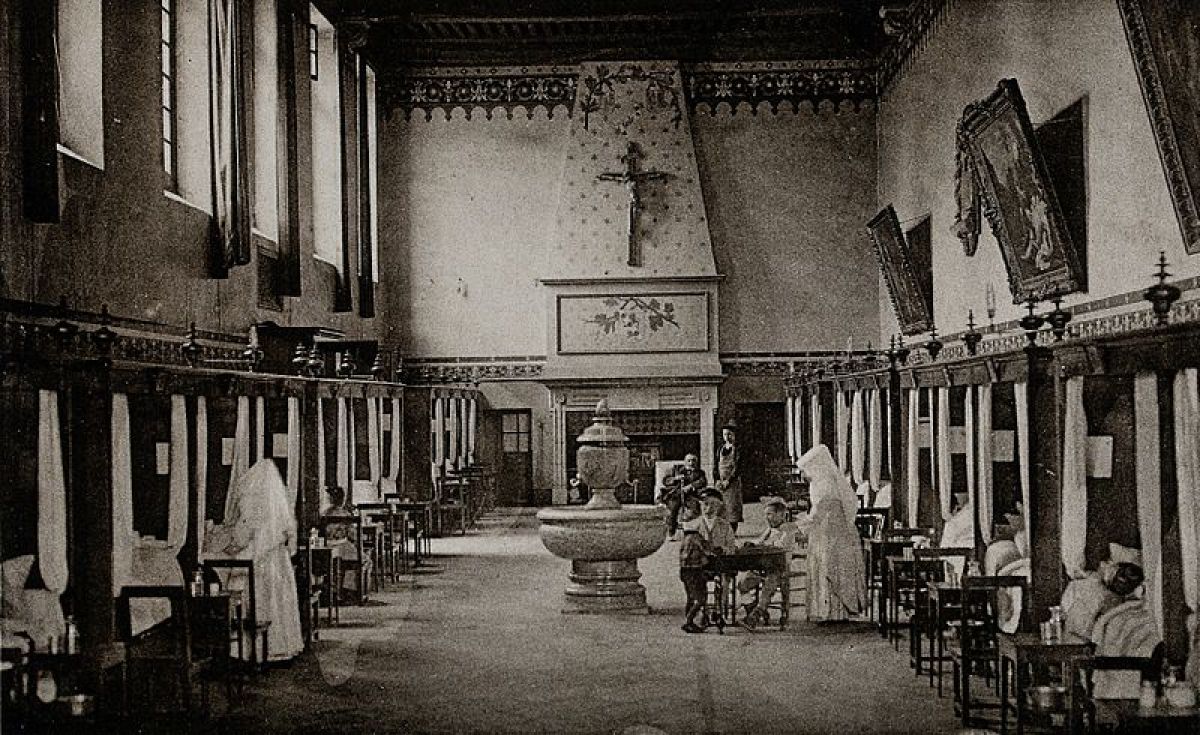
[537,504,667,614]
[538,505,666,561]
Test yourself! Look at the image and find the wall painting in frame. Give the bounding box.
[868,204,934,336]
[958,79,1086,304]
[1118,0,1200,254]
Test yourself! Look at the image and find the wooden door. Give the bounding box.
[734,402,788,503]
[497,410,532,506]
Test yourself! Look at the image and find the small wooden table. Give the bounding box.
[998,632,1093,735]
[707,547,790,628]
[386,497,434,563]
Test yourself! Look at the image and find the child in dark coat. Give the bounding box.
[679,506,711,633]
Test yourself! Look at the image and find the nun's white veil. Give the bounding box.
[798,444,859,536]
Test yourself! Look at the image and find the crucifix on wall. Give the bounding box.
[597,141,668,267]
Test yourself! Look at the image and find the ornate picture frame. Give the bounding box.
[1118,0,1200,254]
[868,205,934,335]
[959,79,1085,303]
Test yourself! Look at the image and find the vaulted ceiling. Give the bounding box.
[323,1,898,68]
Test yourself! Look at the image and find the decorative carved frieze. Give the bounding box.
[400,357,546,384]
[687,61,876,115]
[382,61,880,122]
[378,67,578,121]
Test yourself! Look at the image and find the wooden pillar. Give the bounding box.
[69,369,114,654]
[1026,347,1063,626]
[893,377,909,526]
[819,383,835,450]
[300,382,321,530]
[1157,371,1188,664]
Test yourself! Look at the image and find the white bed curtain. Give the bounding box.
[964,386,977,541]
[785,395,796,463]
[1061,376,1088,580]
[850,390,865,485]
[1133,372,1163,637]
[432,394,444,487]
[810,393,821,452]
[1014,382,1032,538]
[336,397,350,496]
[467,396,477,466]
[168,395,189,550]
[316,398,328,512]
[233,396,252,489]
[794,395,805,458]
[37,391,68,599]
[390,397,402,482]
[255,396,266,464]
[936,386,952,521]
[907,388,920,527]
[367,397,381,491]
[195,397,209,557]
[347,400,357,490]
[976,384,994,544]
[111,394,134,594]
[1173,369,1199,648]
[287,396,301,502]
[869,388,883,491]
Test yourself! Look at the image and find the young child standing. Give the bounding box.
[679,507,711,633]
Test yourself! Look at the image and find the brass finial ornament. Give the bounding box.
[1019,299,1045,348]
[1045,296,1072,342]
[1144,251,1181,327]
[895,334,910,365]
[91,305,117,357]
[180,323,202,367]
[291,342,309,375]
[963,310,982,356]
[336,350,356,379]
[306,344,324,377]
[924,326,943,361]
[370,351,387,381]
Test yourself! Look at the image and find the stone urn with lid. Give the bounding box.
[537,400,667,613]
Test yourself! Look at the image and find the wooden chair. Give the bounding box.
[360,502,408,581]
[950,575,1029,727]
[910,547,973,676]
[202,559,271,671]
[1075,656,1154,734]
[316,513,370,604]
[116,586,212,717]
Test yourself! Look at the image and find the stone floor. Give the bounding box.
[198,504,978,735]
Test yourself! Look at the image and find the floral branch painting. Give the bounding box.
[584,297,680,339]
[558,293,708,354]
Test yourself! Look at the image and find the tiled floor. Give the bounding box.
[204,504,974,734]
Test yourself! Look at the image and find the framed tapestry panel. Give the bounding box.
[557,293,709,354]
[868,205,934,335]
[958,79,1085,303]
[1118,0,1200,254]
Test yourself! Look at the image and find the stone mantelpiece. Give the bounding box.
[548,384,717,504]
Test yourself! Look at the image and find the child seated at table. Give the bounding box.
[698,489,736,552]
[678,506,712,634]
[737,500,798,627]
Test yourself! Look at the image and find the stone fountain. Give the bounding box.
[537,400,667,614]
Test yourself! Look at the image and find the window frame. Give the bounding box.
[160,0,179,191]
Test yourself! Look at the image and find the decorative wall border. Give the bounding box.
[720,352,855,378]
[400,356,547,384]
[876,0,952,95]
[381,60,880,121]
[378,68,577,121]
[686,60,876,115]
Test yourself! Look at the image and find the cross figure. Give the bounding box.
[596,141,668,267]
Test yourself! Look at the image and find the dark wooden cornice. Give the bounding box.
[332,0,886,68]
